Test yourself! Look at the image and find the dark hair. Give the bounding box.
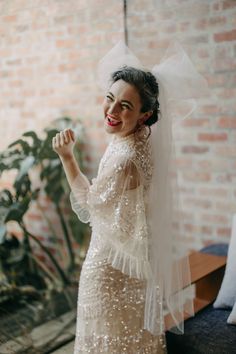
[110,66,160,126]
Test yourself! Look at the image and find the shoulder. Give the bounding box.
[132,132,153,185]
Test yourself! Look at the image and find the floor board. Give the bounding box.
[51,340,74,353]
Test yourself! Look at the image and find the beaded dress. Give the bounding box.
[70,125,167,354]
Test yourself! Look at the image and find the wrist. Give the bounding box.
[59,153,75,162]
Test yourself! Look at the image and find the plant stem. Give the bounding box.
[27,252,60,287]
[20,222,70,286]
[36,200,65,266]
[56,204,75,271]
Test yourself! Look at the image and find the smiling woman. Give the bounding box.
[103,66,160,138]
[52,64,167,353]
[51,37,208,353]
[103,79,152,136]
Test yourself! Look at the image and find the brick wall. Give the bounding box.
[0,0,235,265]
[0,0,124,269]
[127,0,236,251]
[0,0,124,171]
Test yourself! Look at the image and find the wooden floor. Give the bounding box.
[0,310,76,354]
[51,340,74,353]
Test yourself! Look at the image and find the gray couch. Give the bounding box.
[165,243,236,354]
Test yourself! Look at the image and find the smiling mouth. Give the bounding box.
[106,115,121,126]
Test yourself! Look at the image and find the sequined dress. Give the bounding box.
[70,126,167,354]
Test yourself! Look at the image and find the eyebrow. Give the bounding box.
[107,91,134,109]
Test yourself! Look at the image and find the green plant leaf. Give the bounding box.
[22,131,41,145]
[0,225,6,244]
[16,156,35,182]
[0,189,13,206]
[5,197,31,223]
[8,139,30,154]
[68,216,89,244]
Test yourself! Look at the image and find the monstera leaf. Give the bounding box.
[0,117,89,287]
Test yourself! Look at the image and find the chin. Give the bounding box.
[104,122,117,135]
[105,129,116,135]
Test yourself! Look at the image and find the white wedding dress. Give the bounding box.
[70,125,167,354]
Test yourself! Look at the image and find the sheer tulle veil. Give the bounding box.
[97,40,209,336]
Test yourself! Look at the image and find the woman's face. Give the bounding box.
[103,79,151,138]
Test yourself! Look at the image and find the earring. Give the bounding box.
[138,119,143,126]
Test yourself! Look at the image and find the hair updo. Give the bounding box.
[110,66,160,126]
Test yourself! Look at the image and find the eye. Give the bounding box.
[106,95,113,101]
[121,104,131,110]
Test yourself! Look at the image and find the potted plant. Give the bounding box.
[0,117,91,348]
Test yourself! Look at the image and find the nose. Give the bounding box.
[107,101,119,116]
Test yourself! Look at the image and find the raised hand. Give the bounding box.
[52,128,76,159]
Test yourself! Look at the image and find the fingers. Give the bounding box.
[63,129,75,144]
[52,136,56,148]
[52,129,75,148]
[69,129,75,142]
[60,131,65,146]
[64,129,70,143]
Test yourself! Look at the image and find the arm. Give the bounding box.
[60,154,90,192]
[52,128,90,190]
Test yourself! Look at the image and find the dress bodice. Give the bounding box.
[70,126,154,280]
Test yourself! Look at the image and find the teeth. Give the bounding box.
[108,116,120,124]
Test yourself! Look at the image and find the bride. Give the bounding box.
[52,65,167,353]
[52,40,208,353]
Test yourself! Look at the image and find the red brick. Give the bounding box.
[217,198,236,211]
[183,171,211,182]
[179,22,190,32]
[3,15,17,22]
[214,146,236,157]
[184,223,198,233]
[148,39,169,49]
[184,197,212,209]
[217,227,231,237]
[201,213,229,224]
[0,70,11,78]
[197,160,212,170]
[6,59,22,66]
[214,29,236,42]
[218,117,236,128]
[201,226,213,235]
[204,73,227,88]
[200,104,220,114]
[195,19,208,30]
[217,88,236,99]
[215,173,233,183]
[174,158,193,168]
[183,34,209,45]
[36,254,47,263]
[181,118,210,127]
[27,212,43,221]
[56,39,75,48]
[9,80,22,88]
[209,16,227,26]
[212,2,221,11]
[222,0,236,10]
[197,48,210,58]
[182,145,209,154]
[198,132,228,142]
[58,63,77,72]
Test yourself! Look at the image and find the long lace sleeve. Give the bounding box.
[88,153,152,280]
[69,172,91,224]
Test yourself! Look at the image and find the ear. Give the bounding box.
[138,111,153,125]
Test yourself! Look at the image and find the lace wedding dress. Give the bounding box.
[70,126,167,354]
